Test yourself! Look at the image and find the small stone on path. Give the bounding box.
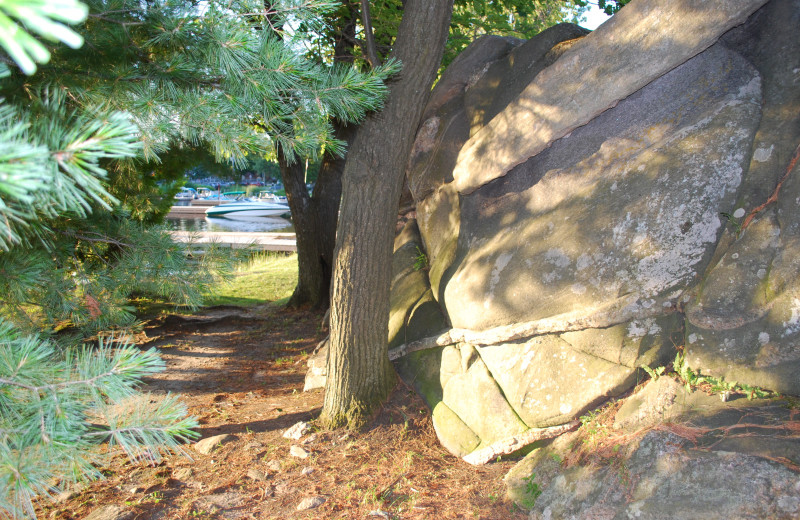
[247,468,267,481]
[173,467,193,480]
[274,482,297,496]
[55,483,85,504]
[290,445,310,458]
[296,496,325,511]
[283,421,310,440]
[194,434,236,455]
[196,492,247,509]
[301,466,314,476]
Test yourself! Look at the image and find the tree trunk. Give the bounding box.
[279,152,323,308]
[321,0,454,428]
[280,123,357,309]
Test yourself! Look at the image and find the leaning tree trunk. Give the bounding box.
[321,0,454,428]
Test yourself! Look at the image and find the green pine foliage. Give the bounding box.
[2,0,399,169]
[0,323,197,518]
[0,0,88,75]
[0,0,397,517]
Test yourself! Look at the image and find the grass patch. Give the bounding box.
[203,252,298,307]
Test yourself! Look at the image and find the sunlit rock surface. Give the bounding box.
[451,0,769,194]
[445,43,760,331]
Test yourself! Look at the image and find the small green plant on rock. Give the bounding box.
[520,473,543,509]
[673,349,775,400]
[413,246,428,271]
[641,365,665,381]
[739,383,774,400]
[720,211,744,238]
[673,350,708,391]
[579,408,610,448]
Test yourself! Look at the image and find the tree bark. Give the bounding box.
[321,0,454,428]
[279,151,323,309]
[360,0,381,68]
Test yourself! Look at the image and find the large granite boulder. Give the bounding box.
[444,42,760,331]
[388,220,447,350]
[388,0,800,474]
[407,34,522,203]
[408,27,587,303]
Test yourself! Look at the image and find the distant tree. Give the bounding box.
[573,0,630,16]
[279,3,365,310]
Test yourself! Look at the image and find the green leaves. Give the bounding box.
[28,0,399,166]
[0,325,198,517]
[672,349,775,400]
[641,364,665,381]
[720,211,743,238]
[521,472,543,509]
[572,0,629,16]
[0,92,140,250]
[0,0,88,74]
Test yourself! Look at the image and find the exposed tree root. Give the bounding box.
[741,141,800,231]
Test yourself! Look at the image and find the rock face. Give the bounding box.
[390,0,800,494]
[683,0,800,396]
[504,379,800,519]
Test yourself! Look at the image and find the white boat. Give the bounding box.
[175,187,197,200]
[202,216,292,232]
[196,187,214,199]
[255,191,288,204]
[205,200,290,218]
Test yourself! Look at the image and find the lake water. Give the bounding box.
[166,216,294,233]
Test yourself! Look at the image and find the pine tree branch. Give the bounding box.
[0,369,117,392]
[59,230,132,248]
[87,14,145,27]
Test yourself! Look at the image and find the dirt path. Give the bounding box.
[40,305,527,520]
